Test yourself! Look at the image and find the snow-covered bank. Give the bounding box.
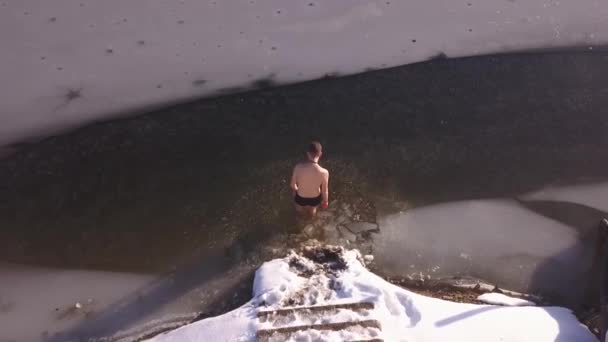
[3,0,608,147]
[147,246,597,342]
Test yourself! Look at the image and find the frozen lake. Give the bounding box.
[2,51,608,340]
[2,0,608,149]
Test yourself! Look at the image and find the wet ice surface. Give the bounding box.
[373,198,598,308]
[522,182,608,213]
[2,0,608,147]
[0,263,152,342]
[0,243,273,342]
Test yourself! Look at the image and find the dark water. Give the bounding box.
[2,53,608,340]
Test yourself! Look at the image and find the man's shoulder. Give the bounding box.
[293,162,307,173]
[319,166,329,175]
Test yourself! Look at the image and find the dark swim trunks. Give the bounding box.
[294,193,322,207]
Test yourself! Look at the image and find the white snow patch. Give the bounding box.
[3,0,608,147]
[147,248,597,342]
[477,292,537,307]
[252,256,303,306]
[147,304,257,342]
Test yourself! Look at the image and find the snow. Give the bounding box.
[2,0,608,147]
[477,293,536,307]
[253,258,304,307]
[146,247,597,342]
[142,305,257,342]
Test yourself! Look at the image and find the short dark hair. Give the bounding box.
[307,141,322,156]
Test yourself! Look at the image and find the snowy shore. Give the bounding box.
[147,245,597,342]
[3,0,608,148]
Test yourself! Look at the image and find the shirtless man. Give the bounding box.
[290,141,329,218]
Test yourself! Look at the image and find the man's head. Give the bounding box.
[307,141,323,160]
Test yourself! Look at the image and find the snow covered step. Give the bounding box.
[257,301,374,318]
[256,319,381,342]
[257,301,377,328]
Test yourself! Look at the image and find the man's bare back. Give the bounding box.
[290,141,329,218]
[293,162,329,198]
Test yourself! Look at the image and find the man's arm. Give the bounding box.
[290,166,298,195]
[321,170,329,208]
